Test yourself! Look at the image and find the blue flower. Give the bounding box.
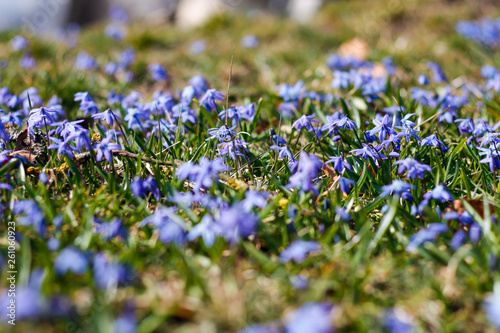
[94,218,126,241]
[286,151,323,194]
[140,208,186,245]
[484,288,500,329]
[406,223,448,253]
[394,158,432,179]
[47,136,78,158]
[369,114,397,141]
[290,275,309,290]
[284,302,334,333]
[241,35,259,48]
[420,134,448,152]
[350,144,388,167]
[187,214,221,247]
[478,146,500,173]
[190,39,206,54]
[216,204,258,244]
[322,115,357,132]
[280,240,320,263]
[384,308,415,333]
[292,113,321,132]
[20,54,36,69]
[94,135,121,163]
[418,74,430,85]
[423,184,453,203]
[338,176,356,194]
[149,63,169,82]
[93,253,130,289]
[455,118,475,135]
[92,108,118,126]
[325,156,352,174]
[55,247,89,275]
[381,180,414,200]
[13,200,45,235]
[427,62,447,83]
[200,89,225,111]
[11,35,29,51]
[74,52,97,71]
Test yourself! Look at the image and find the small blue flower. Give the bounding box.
[406,223,448,253]
[148,63,169,82]
[280,240,320,263]
[200,89,225,111]
[54,247,89,275]
[284,302,334,333]
[292,113,321,132]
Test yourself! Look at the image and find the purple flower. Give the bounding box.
[48,136,78,158]
[93,253,129,289]
[277,81,305,102]
[74,52,97,71]
[394,158,432,179]
[420,134,448,152]
[484,288,500,329]
[384,308,415,333]
[478,146,500,173]
[216,204,258,244]
[290,275,309,290]
[20,54,36,69]
[284,302,334,333]
[381,180,414,200]
[322,115,357,132]
[338,176,356,194]
[350,144,387,167]
[149,63,169,82]
[241,35,259,48]
[418,74,430,85]
[455,118,475,135]
[187,214,221,247]
[369,114,397,141]
[423,184,453,203]
[286,151,323,194]
[200,89,225,111]
[190,39,206,54]
[280,240,320,263]
[406,223,448,253]
[238,322,281,333]
[11,35,29,51]
[325,156,352,174]
[54,247,89,275]
[13,200,45,235]
[94,218,126,240]
[93,108,118,126]
[140,208,186,245]
[94,135,121,163]
[242,190,268,212]
[292,113,321,132]
[428,62,447,83]
[105,24,126,41]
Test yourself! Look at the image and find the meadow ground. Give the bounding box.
[2,0,500,332]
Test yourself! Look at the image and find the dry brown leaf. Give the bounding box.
[338,37,370,60]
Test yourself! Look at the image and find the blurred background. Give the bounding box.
[0,0,325,33]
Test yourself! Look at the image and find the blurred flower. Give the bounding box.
[200,89,225,111]
[241,35,259,48]
[11,35,28,51]
[55,247,89,275]
[94,135,121,163]
[406,223,448,253]
[190,39,206,54]
[149,63,169,82]
[292,113,320,132]
[280,240,320,263]
[284,302,334,333]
